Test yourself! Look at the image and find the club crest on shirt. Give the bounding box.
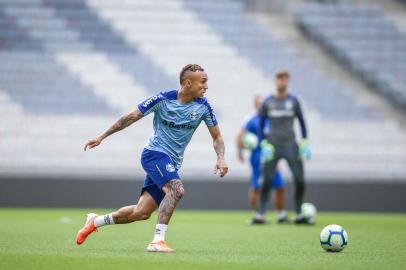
[285,100,293,110]
[166,163,176,172]
[190,110,198,120]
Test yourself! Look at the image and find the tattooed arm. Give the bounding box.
[235,128,246,162]
[208,125,228,177]
[84,109,144,151]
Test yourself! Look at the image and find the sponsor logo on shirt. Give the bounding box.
[162,120,196,129]
[142,94,163,108]
[268,110,295,117]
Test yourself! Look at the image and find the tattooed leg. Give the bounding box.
[158,179,185,225]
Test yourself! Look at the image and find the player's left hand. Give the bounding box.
[214,158,228,178]
[84,137,103,151]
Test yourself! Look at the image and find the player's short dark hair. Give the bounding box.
[180,64,205,84]
[275,69,290,79]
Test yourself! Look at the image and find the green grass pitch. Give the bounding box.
[0,209,405,270]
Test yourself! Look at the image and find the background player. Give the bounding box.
[236,95,288,224]
[76,64,228,252]
[258,70,312,224]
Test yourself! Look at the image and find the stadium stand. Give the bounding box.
[295,2,406,110]
[45,0,176,92]
[185,0,380,120]
[0,0,405,181]
[0,7,115,115]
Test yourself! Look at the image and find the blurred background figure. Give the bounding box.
[258,70,312,224]
[236,95,288,225]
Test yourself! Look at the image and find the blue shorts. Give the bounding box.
[140,148,180,205]
[250,153,284,190]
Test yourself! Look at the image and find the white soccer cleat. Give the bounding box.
[146,241,175,253]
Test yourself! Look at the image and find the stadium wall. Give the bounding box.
[0,176,405,212]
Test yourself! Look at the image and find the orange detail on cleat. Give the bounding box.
[146,241,175,253]
[76,214,97,245]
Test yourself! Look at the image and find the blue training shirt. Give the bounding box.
[137,90,218,170]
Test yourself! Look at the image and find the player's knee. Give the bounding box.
[178,186,186,198]
[174,186,185,201]
[276,187,284,195]
[130,210,151,221]
[139,212,151,220]
[127,207,152,221]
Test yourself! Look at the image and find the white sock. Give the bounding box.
[152,224,168,243]
[94,213,115,228]
[278,210,287,219]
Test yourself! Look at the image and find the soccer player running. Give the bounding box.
[257,70,312,224]
[76,64,228,252]
[236,95,289,224]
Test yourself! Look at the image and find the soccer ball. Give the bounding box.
[320,224,348,252]
[301,202,317,219]
[242,132,258,150]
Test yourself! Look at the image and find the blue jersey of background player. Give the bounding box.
[79,64,228,252]
[237,95,288,224]
[244,115,284,190]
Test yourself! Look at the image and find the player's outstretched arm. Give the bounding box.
[84,109,144,151]
[235,129,246,162]
[208,125,228,177]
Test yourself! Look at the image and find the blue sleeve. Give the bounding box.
[203,101,218,127]
[295,99,308,139]
[137,92,165,116]
[244,118,254,133]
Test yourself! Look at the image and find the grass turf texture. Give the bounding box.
[0,209,405,270]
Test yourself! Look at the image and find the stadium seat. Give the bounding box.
[0,0,405,181]
[295,2,406,110]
